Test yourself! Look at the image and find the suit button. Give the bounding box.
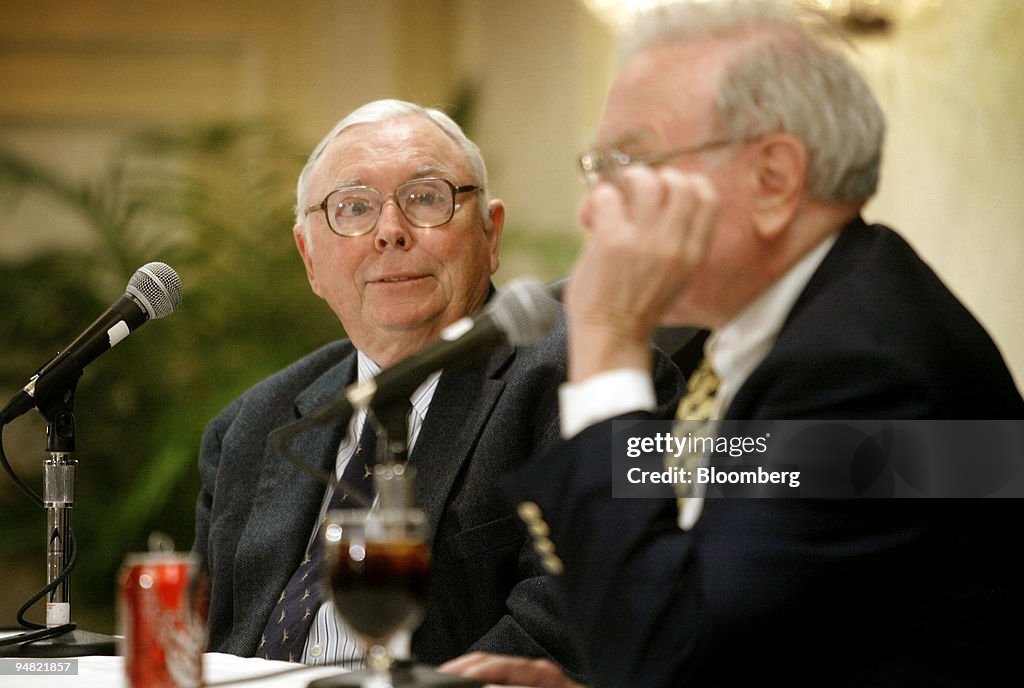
[532,536,556,556]
[528,519,550,538]
[541,553,564,575]
[517,501,542,524]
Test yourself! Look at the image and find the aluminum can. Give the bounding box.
[118,552,206,688]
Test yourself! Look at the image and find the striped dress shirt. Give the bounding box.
[299,351,441,666]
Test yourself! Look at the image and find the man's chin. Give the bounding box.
[365,305,450,339]
[657,294,714,330]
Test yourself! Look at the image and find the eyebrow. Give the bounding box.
[600,129,657,152]
[412,164,448,178]
[332,177,363,189]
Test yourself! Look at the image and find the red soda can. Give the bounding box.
[118,551,207,688]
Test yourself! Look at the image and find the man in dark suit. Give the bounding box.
[440,1,1024,686]
[192,99,680,675]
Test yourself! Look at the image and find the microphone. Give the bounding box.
[270,277,558,484]
[1,262,183,423]
[346,277,560,414]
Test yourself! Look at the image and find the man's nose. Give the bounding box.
[375,200,412,250]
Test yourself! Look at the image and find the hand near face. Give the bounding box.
[439,652,586,688]
[567,165,719,381]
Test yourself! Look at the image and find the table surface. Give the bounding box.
[0,651,351,687]
[0,650,501,687]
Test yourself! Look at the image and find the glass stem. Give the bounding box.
[365,643,394,688]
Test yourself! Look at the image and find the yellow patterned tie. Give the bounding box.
[669,357,720,499]
[675,357,720,422]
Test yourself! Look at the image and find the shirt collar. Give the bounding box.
[356,350,440,423]
[707,232,839,416]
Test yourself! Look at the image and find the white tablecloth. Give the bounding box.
[0,651,348,687]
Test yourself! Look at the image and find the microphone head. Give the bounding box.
[489,278,560,346]
[126,262,183,319]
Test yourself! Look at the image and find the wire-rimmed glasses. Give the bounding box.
[577,137,740,187]
[306,178,480,237]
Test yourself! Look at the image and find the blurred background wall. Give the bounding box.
[1,0,1021,635]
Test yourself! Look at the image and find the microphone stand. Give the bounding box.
[373,405,414,511]
[380,406,409,466]
[0,378,116,657]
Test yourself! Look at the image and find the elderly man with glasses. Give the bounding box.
[192,99,680,677]
[441,1,1024,687]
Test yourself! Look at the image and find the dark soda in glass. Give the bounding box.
[329,539,430,643]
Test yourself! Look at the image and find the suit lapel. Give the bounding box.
[409,344,514,542]
[232,348,356,649]
[231,339,513,647]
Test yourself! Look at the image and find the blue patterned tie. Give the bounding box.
[259,421,378,662]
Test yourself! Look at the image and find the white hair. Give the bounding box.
[620,0,885,203]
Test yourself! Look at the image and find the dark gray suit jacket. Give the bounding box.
[193,315,680,673]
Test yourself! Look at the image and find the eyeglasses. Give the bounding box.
[305,177,481,237]
[577,137,739,187]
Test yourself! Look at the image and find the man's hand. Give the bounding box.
[567,165,718,381]
[439,652,586,688]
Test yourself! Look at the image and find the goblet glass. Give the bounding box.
[322,507,430,688]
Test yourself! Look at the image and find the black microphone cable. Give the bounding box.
[0,417,42,507]
[269,400,375,510]
[0,416,78,646]
[0,524,78,647]
[0,404,79,647]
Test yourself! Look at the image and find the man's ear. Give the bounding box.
[485,199,505,275]
[294,223,322,297]
[749,133,806,240]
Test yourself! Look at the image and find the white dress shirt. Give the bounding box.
[301,351,441,666]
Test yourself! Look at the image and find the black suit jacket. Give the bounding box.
[193,314,681,674]
[508,220,1024,686]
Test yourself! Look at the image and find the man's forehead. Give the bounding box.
[313,119,466,186]
[595,85,690,151]
[596,44,722,147]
